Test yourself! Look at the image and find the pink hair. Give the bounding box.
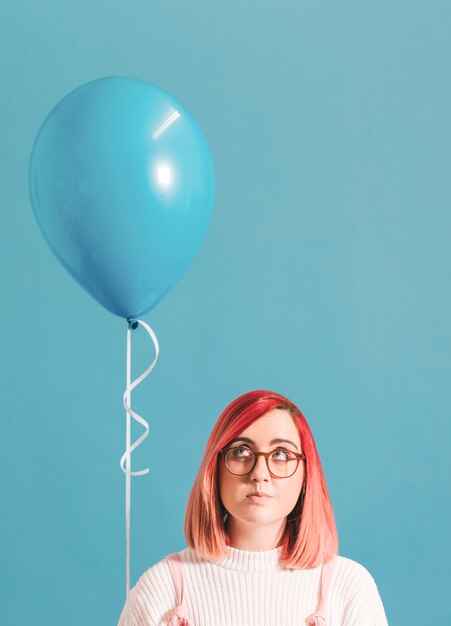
[184,390,338,569]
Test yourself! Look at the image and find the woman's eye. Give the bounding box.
[271,449,290,462]
[231,446,251,458]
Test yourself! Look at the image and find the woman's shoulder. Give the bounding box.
[332,554,381,596]
[137,549,183,585]
[135,547,198,592]
[332,555,388,623]
[334,554,376,576]
[123,548,195,625]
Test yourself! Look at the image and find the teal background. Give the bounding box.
[1,1,450,624]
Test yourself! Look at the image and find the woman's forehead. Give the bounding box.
[236,409,300,446]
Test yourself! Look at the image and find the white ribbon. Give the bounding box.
[120,319,159,626]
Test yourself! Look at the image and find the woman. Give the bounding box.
[118,390,389,625]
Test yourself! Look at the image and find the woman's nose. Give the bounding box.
[249,455,270,480]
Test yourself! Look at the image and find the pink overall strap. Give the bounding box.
[165,553,191,625]
[307,556,337,626]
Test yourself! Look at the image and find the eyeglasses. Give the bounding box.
[219,445,306,479]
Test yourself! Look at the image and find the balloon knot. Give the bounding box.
[127,318,139,330]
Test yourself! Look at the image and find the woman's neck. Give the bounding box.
[225,516,286,551]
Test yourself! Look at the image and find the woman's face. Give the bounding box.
[218,409,305,531]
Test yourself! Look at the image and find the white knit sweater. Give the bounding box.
[117,546,388,626]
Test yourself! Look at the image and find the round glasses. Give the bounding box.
[219,445,306,479]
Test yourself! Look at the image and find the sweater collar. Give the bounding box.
[208,545,284,572]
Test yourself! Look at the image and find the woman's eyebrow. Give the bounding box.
[228,436,299,451]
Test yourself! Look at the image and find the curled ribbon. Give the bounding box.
[120,318,159,475]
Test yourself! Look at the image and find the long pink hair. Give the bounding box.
[184,390,338,569]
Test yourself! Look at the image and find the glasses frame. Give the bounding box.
[219,444,306,479]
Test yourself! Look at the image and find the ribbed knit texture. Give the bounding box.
[117,546,388,626]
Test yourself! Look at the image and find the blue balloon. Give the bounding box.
[29,77,215,319]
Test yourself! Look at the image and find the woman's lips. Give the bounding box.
[246,494,273,503]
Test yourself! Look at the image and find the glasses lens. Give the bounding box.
[225,447,299,477]
[268,449,299,477]
[226,446,255,475]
